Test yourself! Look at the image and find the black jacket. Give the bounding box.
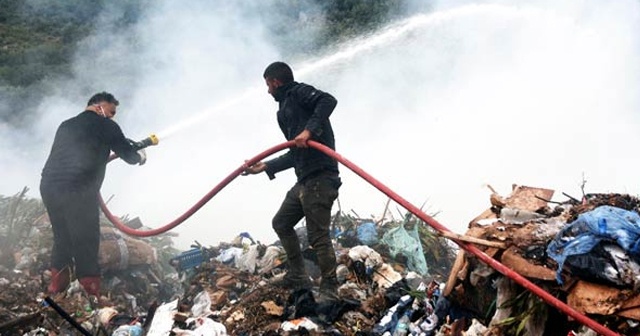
[265,81,339,182]
[41,111,142,191]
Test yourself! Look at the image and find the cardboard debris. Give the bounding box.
[504,185,555,211]
[500,246,556,281]
[443,184,640,335]
[567,280,640,320]
[261,301,284,316]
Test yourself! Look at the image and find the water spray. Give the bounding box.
[151,4,539,141]
[155,88,261,140]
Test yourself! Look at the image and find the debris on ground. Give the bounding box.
[440,184,640,335]
[2,183,640,335]
[0,187,455,335]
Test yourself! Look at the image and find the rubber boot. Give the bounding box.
[315,240,338,285]
[273,237,311,290]
[315,242,340,301]
[79,276,101,296]
[47,268,71,294]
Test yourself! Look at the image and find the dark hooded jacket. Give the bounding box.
[265,81,339,182]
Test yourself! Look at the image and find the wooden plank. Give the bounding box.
[443,251,466,297]
[500,246,556,281]
[438,231,506,249]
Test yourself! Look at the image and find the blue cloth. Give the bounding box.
[547,205,640,284]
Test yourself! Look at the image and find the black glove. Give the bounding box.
[128,139,146,151]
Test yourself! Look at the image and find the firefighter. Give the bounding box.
[40,92,146,298]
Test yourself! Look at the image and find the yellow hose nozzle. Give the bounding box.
[148,134,159,146]
[135,134,160,149]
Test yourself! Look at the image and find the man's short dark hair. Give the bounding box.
[87,92,119,106]
[263,62,294,83]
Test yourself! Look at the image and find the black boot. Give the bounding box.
[315,242,339,301]
[271,236,311,290]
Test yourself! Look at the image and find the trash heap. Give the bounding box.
[440,185,640,335]
[128,209,460,336]
[0,188,182,336]
[6,183,639,335]
[0,188,459,335]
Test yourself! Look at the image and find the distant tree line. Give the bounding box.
[0,0,148,126]
[0,0,428,126]
[260,0,412,54]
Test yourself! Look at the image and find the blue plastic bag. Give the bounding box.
[357,221,379,246]
[547,205,640,284]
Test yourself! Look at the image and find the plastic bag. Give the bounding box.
[381,224,429,275]
[191,290,212,317]
[357,221,379,246]
[234,244,260,274]
[547,205,640,284]
[565,243,640,288]
[215,247,244,264]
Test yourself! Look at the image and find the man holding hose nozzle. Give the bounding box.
[40,92,147,302]
[244,61,342,301]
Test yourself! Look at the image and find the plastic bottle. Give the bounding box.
[372,306,398,335]
[112,324,143,336]
[372,295,413,335]
[393,312,410,336]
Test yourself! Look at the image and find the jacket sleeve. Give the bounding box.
[264,150,294,180]
[104,120,142,165]
[297,85,337,137]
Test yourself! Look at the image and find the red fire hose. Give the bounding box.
[101,140,618,336]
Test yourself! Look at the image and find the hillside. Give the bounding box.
[0,0,420,127]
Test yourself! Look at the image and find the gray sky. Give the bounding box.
[1,0,639,250]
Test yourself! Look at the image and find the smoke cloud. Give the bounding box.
[1,0,639,250]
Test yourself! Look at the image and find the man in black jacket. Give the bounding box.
[40,92,146,297]
[244,62,342,300]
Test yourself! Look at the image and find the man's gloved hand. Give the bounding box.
[138,149,147,165]
[134,141,146,150]
[128,139,145,150]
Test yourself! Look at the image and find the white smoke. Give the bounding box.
[2,0,639,250]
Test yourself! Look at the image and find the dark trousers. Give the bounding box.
[272,174,340,286]
[40,184,101,278]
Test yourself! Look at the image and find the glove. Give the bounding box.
[128,139,139,150]
[134,141,146,150]
[137,149,147,166]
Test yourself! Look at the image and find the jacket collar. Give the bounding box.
[274,81,297,102]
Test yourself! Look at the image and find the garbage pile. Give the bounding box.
[154,235,448,335]
[440,185,640,335]
[5,183,639,335]
[0,188,182,336]
[0,187,459,335]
